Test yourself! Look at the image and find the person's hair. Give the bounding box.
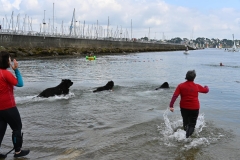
[0,51,10,69]
[185,70,196,81]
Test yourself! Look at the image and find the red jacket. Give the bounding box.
[0,69,18,110]
[169,81,209,110]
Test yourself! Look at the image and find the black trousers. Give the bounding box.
[0,107,22,152]
[180,108,199,138]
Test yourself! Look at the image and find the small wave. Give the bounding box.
[49,148,84,160]
[205,64,240,68]
[157,108,223,150]
[136,90,156,96]
[16,92,75,104]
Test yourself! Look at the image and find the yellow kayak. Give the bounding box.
[86,56,96,60]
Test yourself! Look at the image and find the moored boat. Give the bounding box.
[183,50,189,55]
[228,34,239,52]
[183,46,189,54]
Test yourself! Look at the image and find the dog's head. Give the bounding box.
[61,79,73,88]
[160,82,169,88]
[105,80,114,90]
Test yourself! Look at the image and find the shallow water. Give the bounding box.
[1,48,240,160]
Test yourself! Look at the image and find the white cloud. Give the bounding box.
[0,0,13,12]
[145,17,162,26]
[96,0,121,11]
[0,0,240,39]
[12,0,22,10]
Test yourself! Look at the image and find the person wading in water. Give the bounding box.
[169,70,209,138]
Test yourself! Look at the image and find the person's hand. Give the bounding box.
[170,107,174,112]
[10,59,18,70]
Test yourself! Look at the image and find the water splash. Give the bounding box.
[183,137,210,150]
[158,108,213,150]
[162,109,174,135]
[16,92,75,104]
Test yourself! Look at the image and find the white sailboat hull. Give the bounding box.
[229,34,239,52]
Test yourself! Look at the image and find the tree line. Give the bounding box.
[166,37,237,48]
[140,37,237,48]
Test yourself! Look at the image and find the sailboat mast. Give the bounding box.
[53,3,54,35]
[69,8,75,36]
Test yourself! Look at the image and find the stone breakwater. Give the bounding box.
[0,33,190,59]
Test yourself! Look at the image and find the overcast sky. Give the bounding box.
[1,0,240,40]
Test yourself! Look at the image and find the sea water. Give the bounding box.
[1,48,240,160]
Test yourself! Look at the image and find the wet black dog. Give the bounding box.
[93,81,114,92]
[155,82,169,90]
[38,79,73,98]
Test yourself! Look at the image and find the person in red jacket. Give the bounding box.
[0,51,30,158]
[169,70,209,138]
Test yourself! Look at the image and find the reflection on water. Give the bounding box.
[1,49,240,160]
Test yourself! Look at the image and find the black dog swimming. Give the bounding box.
[155,82,169,90]
[93,81,114,92]
[38,79,73,98]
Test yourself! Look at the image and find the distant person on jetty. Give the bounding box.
[0,51,30,158]
[169,70,209,138]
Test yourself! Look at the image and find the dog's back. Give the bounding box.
[38,87,60,97]
[38,79,73,98]
[155,82,169,90]
[93,81,114,92]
